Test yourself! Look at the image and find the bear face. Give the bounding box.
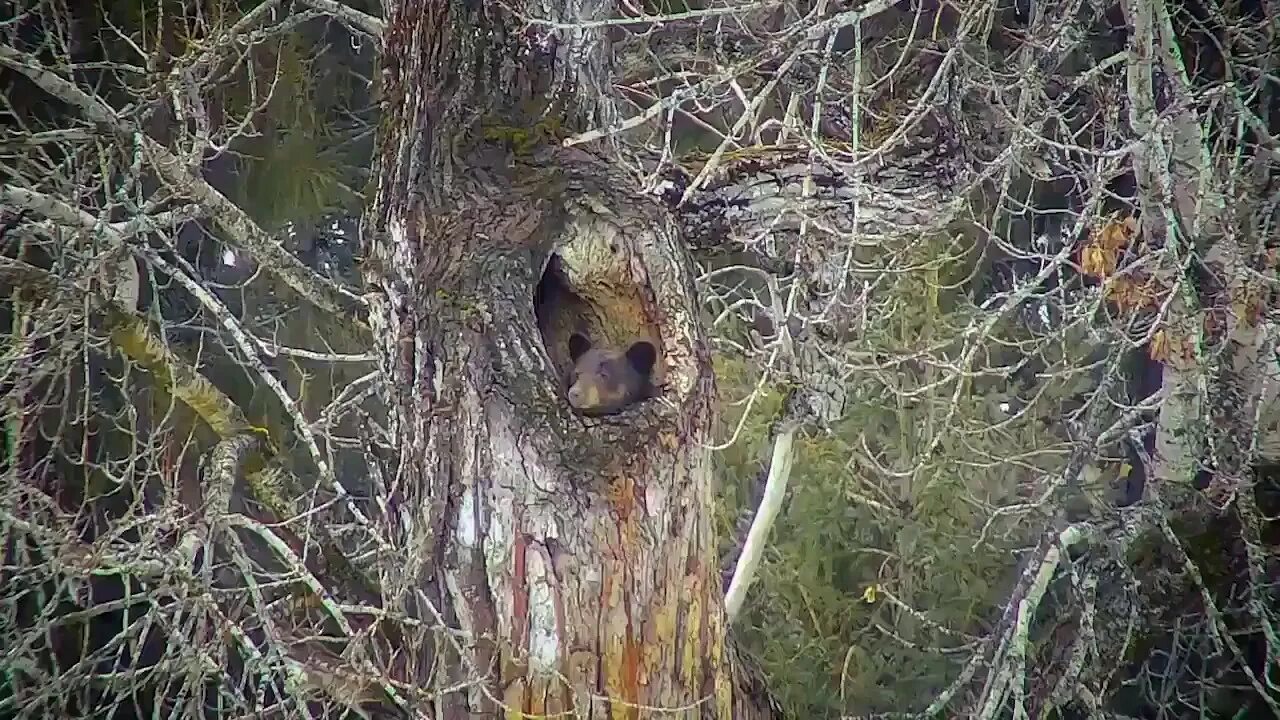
[565,333,657,416]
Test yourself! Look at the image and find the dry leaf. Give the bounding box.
[1081,244,1113,278]
[1149,329,1170,362]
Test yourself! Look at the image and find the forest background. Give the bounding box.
[1,0,1277,718]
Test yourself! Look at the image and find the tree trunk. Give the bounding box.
[362,2,764,717]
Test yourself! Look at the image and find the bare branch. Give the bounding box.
[0,44,367,319]
[296,0,384,38]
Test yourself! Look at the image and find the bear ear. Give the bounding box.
[625,341,657,375]
[568,333,592,362]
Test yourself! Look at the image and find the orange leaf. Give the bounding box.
[1081,244,1113,278]
[1095,216,1137,253]
[1105,276,1135,310]
[1121,216,1139,238]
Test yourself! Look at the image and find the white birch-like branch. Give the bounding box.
[973,523,1096,720]
[724,418,798,621]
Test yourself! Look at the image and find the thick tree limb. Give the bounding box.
[678,136,974,267]
[297,0,384,37]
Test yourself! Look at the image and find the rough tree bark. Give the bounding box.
[361,1,771,717]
